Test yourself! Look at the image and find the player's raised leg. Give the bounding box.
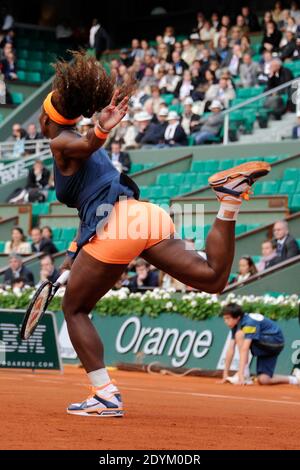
[143,161,271,292]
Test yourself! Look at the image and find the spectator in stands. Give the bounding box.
[279,30,296,61]
[192,99,224,145]
[3,254,34,287]
[216,36,231,63]
[164,111,188,146]
[258,50,273,84]
[174,69,195,100]
[256,240,278,272]
[39,255,59,285]
[129,258,159,291]
[77,117,93,136]
[26,159,50,202]
[129,38,144,63]
[158,64,181,94]
[171,50,188,76]
[236,15,250,35]
[265,58,293,119]
[0,73,6,104]
[94,21,111,60]
[25,123,43,155]
[9,123,27,158]
[278,9,291,32]
[231,256,257,284]
[205,75,236,109]
[292,115,300,139]
[290,1,300,23]
[41,226,54,241]
[272,1,283,25]
[109,140,131,174]
[272,220,300,262]
[144,85,165,116]
[155,107,169,142]
[163,26,176,47]
[240,53,260,88]
[220,44,243,77]
[56,18,73,43]
[135,111,160,147]
[241,5,261,32]
[107,114,138,150]
[261,21,282,52]
[181,97,200,135]
[181,39,198,66]
[1,50,17,80]
[31,227,58,255]
[4,227,31,255]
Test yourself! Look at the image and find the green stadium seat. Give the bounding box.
[168,173,185,185]
[0,241,5,253]
[252,255,261,264]
[32,202,50,215]
[55,241,67,252]
[18,50,29,59]
[283,168,300,181]
[150,186,163,199]
[188,135,195,146]
[17,59,27,70]
[25,72,41,83]
[279,180,297,195]
[17,70,26,81]
[47,190,57,202]
[236,86,265,99]
[191,161,206,172]
[219,159,234,170]
[169,103,183,114]
[11,92,24,105]
[296,181,300,193]
[156,174,170,185]
[61,228,77,243]
[246,224,261,231]
[162,185,178,198]
[261,181,280,194]
[51,228,61,241]
[184,173,197,185]
[179,184,192,194]
[139,187,152,199]
[26,60,44,72]
[203,160,219,173]
[235,224,247,236]
[31,51,44,60]
[130,163,143,173]
[290,194,300,212]
[160,93,174,105]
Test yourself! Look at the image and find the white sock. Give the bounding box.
[88,368,111,388]
[244,365,250,377]
[217,200,241,222]
[288,376,298,385]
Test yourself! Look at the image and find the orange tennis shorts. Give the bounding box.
[83,199,175,264]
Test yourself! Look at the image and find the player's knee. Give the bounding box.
[62,295,87,320]
[257,374,271,385]
[202,273,228,293]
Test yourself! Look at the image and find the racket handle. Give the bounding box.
[55,270,70,286]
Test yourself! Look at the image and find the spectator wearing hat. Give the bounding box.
[181,97,200,135]
[163,111,188,147]
[192,99,224,145]
[78,117,94,136]
[109,140,131,174]
[135,111,159,147]
[155,107,169,143]
[3,254,35,287]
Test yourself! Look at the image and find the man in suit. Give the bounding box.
[31,227,58,255]
[26,159,50,190]
[3,254,34,287]
[38,255,59,285]
[109,140,132,174]
[272,220,300,263]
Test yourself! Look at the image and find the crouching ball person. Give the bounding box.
[221,303,300,386]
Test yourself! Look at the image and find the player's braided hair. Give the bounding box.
[51,50,135,119]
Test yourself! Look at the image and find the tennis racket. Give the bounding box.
[20,270,70,340]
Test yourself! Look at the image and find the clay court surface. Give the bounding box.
[1,365,300,450]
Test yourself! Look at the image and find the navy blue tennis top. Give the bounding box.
[53,148,139,257]
[232,313,284,345]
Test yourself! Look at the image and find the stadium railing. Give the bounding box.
[0,139,50,160]
[222,77,300,145]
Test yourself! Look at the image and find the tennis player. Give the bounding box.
[40,51,271,417]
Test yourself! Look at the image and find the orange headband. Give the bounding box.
[43,91,81,126]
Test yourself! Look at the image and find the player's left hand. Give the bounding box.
[98,89,129,132]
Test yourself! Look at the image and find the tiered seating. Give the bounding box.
[254,167,300,212]
[138,155,289,206]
